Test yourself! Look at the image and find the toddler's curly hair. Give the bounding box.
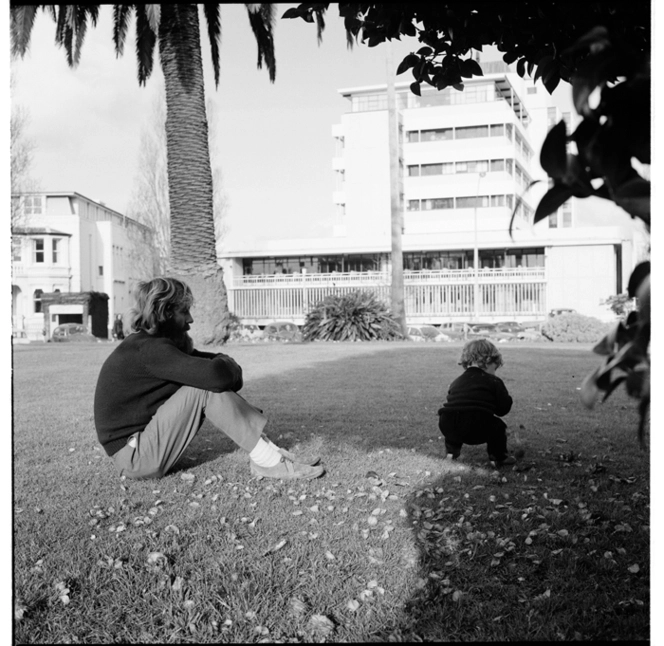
[459,338,504,369]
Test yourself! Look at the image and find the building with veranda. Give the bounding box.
[11,191,155,340]
[219,59,649,326]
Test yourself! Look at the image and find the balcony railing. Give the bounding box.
[233,267,544,288]
[228,268,547,324]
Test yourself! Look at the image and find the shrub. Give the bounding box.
[542,313,613,343]
[303,290,404,342]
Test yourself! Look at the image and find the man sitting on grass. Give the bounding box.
[93,277,324,481]
[438,338,517,468]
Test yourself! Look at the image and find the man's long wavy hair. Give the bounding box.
[459,338,504,370]
[130,277,194,335]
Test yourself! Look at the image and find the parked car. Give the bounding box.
[439,322,468,340]
[468,323,521,342]
[495,321,542,340]
[51,323,98,343]
[263,321,302,342]
[549,308,577,317]
[233,324,263,341]
[467,323,498,338]
[495,321,526,336]
[407,324,450,342]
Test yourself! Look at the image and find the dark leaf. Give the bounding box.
[397,53,420,76]
[540,121,568,178]
[517,57,527,78]
[534,185,574,223]
[281,7,302,20]
[543,72,560,94]
[534,55,553,82]
[410,81,421,96]
[460,58,483,78]
[627,262,650,298]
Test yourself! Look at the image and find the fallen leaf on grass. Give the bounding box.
[325,550,335,561]
[533,589,551,602]
[628,564,640,574]
[180,473,195,481]
[264,539,287,555]
[14,600,27,620]
[290,596,308,616]
[147,552,167,567]
[346,599,360,612]
[307,614,335,637]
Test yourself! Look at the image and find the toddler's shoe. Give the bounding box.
[445,453,459,461]
[251,457,325,481]
[489,454,517,468]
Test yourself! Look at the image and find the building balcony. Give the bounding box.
[232,267,544,288]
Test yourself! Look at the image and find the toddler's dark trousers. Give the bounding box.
[438,409,508,460]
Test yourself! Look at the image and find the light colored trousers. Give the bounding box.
[112,387,267,479]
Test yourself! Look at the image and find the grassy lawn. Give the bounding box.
[12,340,650,642]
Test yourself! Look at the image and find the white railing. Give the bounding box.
[233,267,544,288]
[228,268,547,323]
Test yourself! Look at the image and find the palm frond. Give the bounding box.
[202,3,222,87]
[10,5,39,58]
[134,6,157,86]
[246,3,276,82]
[313,6,326,45]
[144,4,161,33]
[113,4,134,56]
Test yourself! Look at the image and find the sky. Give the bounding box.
[9,4,417,249]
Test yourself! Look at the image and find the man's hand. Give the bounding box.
[214,353,243,392]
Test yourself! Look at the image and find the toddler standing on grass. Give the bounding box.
[438,338,517,467]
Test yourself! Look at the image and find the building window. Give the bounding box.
[407,200,421,211]
[420,128,453,142]
[52,238,61,264]
[489,124,505,137]
[406,131,420,143]
[456,125,489,139]
[33,238,44,263]
[33,289,43,313]
[547,106,557,128]
[25,195,42,215]
[490,159,505,172]
[490,195,506,207]
[421,163,443,176]
[12,238,21,262]
[407,165,420,177]
[562,201,573,227]
[549,211,558,228]
[99,265,104,277]
[527,86,537,94]
[422,198,454,210]
[456,196,491,209]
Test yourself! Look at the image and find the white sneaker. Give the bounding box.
[250,457,325,481]
[278,447,321,466]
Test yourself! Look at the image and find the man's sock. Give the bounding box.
[249,438,282,468]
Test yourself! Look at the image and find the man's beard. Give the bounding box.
[159,319,191,350]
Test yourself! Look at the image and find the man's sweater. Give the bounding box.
[94,331,243,456]
[439,367,513,417]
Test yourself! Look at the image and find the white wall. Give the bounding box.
[546,244,617,320]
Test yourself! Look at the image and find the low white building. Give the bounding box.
[220,60,649,325]
[11,191,154,340]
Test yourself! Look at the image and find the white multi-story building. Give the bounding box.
[220,61,648,325]
[11,191,154,340]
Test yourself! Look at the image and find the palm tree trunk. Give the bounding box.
[158,4,230,345]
